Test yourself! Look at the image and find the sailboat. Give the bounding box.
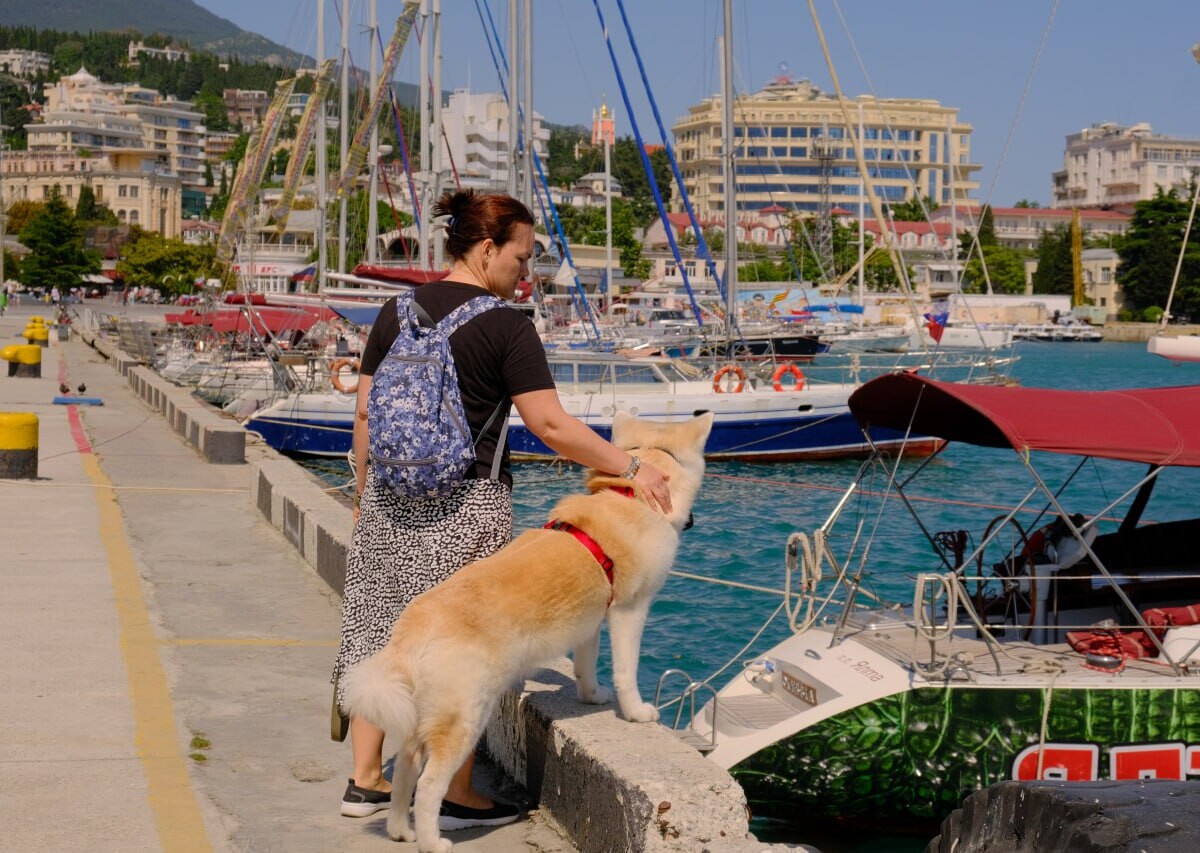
[1147,177,1200,362]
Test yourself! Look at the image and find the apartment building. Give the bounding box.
[437,89,549,191]
[0,49,50,78]
[0,148,183,238]
[1052,122,1200,209]
[672,74,980,218]
[223,89,270,130]
[127,41,190,65]
[929,206,1130,251]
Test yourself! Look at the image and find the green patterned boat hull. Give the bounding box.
[732,684,1200,823]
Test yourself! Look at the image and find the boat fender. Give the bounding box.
[771,362,805,392]
[712,364,747,393]
[330,358,361,394]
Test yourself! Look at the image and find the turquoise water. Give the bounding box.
[301,341,1200,851]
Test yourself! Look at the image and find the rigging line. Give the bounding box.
[612,0,724,300]
[590,0,707,332]
[386,89,422,229]
[476,0,603,341]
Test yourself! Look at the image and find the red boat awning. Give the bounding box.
[351,265,449,285]
[163,305,336,335]
[849,373,1200,467]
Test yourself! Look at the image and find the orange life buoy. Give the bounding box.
[771,362,805,392]
[330,358,361,394]
[712,364,747,394]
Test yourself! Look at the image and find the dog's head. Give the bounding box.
[605,411,713,531]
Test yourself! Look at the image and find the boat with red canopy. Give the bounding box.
[668,373,1200,828]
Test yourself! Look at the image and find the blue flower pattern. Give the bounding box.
[368,291,503,498]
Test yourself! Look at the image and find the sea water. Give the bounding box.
[300,341,1200,852]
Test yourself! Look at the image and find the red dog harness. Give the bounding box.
[543,486,636,607]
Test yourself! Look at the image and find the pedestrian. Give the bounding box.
[50,285,60,306]
[331,189,673,828]
[0,286,7,316]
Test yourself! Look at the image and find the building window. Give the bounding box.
[119,185,128,197]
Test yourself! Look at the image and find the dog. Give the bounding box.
[341,410,713,852]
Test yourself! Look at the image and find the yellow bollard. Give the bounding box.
[0,412,38,479]
[29,316,46,326]
[25,326,50,347]
[5,344,42,378]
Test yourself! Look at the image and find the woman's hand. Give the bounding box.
[634,461,672,514]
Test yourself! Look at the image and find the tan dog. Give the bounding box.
[342,411,713,852]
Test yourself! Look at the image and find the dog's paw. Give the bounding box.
[386,815,415,842]
[623,702,660,723]
[578,684,612,705]
[418,839,453,853]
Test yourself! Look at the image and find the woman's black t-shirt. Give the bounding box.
[359,281,555,488]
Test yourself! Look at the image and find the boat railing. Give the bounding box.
[654,668,719,754]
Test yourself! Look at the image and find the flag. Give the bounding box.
[924,311,949,343]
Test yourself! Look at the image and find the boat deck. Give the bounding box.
[844,617,1196,687]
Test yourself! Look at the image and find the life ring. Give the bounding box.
[330,358,361,394]
[771,362,805,392]
[712,364,747,393]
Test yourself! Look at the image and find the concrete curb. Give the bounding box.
[80,326,802,853]
[78,325,245,464]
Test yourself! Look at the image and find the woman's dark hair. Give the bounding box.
[433,190,534,261]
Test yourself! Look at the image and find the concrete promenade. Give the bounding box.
[0,300,577,853]
[1,300,797,853]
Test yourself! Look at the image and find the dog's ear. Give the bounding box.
[611,410,636,446]
[689,411,715,446]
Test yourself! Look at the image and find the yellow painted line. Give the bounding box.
[168,638,338,648]
[83,452,213,853]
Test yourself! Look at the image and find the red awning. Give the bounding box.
[848,373,1200,467]
[163,305,336,335]
[351,265,449,285]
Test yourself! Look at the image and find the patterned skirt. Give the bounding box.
[331,470,512,708]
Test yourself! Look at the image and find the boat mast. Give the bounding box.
[366,0,379,265]
[721,1,737,340]
[507,0,518,198]
[522,0,534,208]
[337,0,350,273]
[431,0,444,269]
[316,0,327,291]
[418,0,431,267]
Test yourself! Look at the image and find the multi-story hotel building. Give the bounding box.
[1052,122,1200,209]
[3,67,187,237]
[671,75,980,219]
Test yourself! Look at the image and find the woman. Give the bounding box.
[332,190,672,829]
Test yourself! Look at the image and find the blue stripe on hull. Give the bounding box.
[247,417,352,457]
[249,414,931,461]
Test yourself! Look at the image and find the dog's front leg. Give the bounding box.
[573,627,611,704]
[606,603,658,722]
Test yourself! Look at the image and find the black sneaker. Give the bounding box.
[437,799,522,831]
[340,779,391,817]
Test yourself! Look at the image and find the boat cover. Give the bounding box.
[848,373,1200,467]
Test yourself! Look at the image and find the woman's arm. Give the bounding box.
[510,388,672,513]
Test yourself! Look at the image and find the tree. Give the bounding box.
[889,195,938,222]
[115,231,215,295]
[1031,225,1075,295]
[2,199,44,236]
[73,184,118,226]
[962,244,1027,294]
[1014,199,1041,209]
[1116,186,1200,320]
[18,186,98,290]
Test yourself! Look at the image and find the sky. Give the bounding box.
[191,0,1200,207]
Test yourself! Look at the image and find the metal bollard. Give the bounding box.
[3,344,42,378]
[0,412,38,479]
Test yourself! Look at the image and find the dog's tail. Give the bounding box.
[341,651,417,738]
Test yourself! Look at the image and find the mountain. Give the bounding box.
[1,0,306,67]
